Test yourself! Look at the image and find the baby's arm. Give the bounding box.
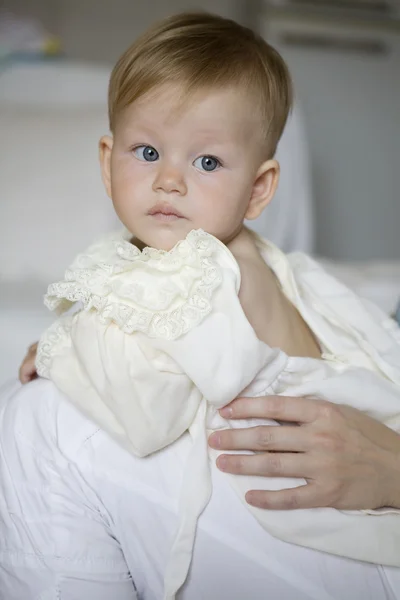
[228,229,320,358]
[19,342,38,383]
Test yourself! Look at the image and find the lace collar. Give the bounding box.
[44,229,237,340]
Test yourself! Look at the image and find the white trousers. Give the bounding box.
[0,379,399,600]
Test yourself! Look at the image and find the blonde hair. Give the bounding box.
[108,12,293,157]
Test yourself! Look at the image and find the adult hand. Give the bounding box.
[209,395,400,511]
[18,342,38,384]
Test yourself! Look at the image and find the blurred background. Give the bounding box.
[0,0,399,383]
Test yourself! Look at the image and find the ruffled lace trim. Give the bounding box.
[36,314,73,378]
[43,229,225,341]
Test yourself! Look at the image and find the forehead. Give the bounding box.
[115,83,262,142]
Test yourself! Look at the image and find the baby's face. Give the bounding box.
[101,84,266,250]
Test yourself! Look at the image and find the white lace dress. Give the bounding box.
[36,229,400,599]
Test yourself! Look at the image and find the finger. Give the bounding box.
[19,370,36,384]
[19,369,29,384]
[19,362,28,382]
[216,452,314,479]
[220,395,321,424]
[245,483,325,510]
[19,362,37,384]
[209,426,310,452]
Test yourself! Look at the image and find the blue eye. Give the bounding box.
[194,155,221,172]
[133,145,159,162]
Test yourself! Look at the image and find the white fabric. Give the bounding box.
[1,378,400,600]
[35,229,400,598]
[319,257,400,315]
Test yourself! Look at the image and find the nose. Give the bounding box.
[152,162,187,196]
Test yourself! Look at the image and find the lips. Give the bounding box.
[148,202,184,219]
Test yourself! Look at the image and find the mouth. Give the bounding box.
[148,203,185,221]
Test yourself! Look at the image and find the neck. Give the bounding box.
[226,225,259,258]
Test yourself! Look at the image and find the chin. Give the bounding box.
[138,227,192,252]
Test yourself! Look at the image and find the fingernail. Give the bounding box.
[245,491,256,506]
[209,433,221,448]
[219,406,232,418]
[217,456,227,471]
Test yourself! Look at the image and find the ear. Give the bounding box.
[245,159,280,220]
[99,135,114,198]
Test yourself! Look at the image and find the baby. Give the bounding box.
[20,11,400,600]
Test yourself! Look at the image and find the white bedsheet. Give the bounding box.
[319,258,400,316]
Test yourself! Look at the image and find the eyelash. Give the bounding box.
[130,145,223,170]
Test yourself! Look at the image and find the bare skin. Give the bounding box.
[209,394,400,511]
[228,227,321,359]
[19,342,38,384]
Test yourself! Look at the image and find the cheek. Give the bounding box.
[196,171,250,215]
[111,160,148,201]
[195,189,248,235]
[192,170,229,197]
